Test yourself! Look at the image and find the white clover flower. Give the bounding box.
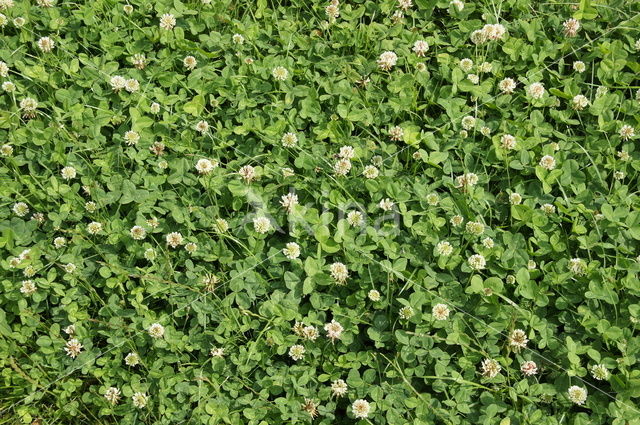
[2,81,15,92]
[618,150,630,161]
[253,216,272,234]
[568,258,586,275]
[613,170,624,180]
[461,115,476,130]
[468,254,486,270]
[480,126,491,136]
[64,338,83,358]
[573,61,586,73]
[324,320,343,341]
[333,158,352,176]
[467,74,479,84]
[325,4,339,19]
[210,347,225,357]
[283,242,301,259]
[131,53,146,69]
[481,358,501,378]
[280,192,298,212]
[194,120,209,134]
[183,56,197,70]
[86,221,102,235]
[620,125,635,141]
[432,304,450,320]
[272,66,289,81]
[165,232,184,248]
[125,352,140,366]
[125,78,139,93]
[379,198,394,211]
[0,13,6,28]
[436,241,453,256]
[239,165,257,182]
[281,167,295,177]
[509,192,522,205]
[509,329,528,351]
[123,4,133,14]
[541,203,556,214]
[412,40,429,57]
[104,387,121,405]
[450,215,464,227]
[150,102,161,113]
[123,130,140,146]
[288,344,305,361]
[377,51,398,71]
[368,289,381,301]
[132,392,148,408]
[501,134,516,150]
[330,262,349,284]
[459,58,473,72]
[195,158,217,175]
[528,82,545,99]
[539,155,556,170]
[37,36,55,52]
[499,77,517,94]
[478,61,493,73]
[567,386,587,405]
[338,145,355,159]
[63,263,76,273]
[215,218,229,233]
[110,75,126,91]
[352,399,371,419]
[362,165,379,179]
[465,220,484,235]
[399,305,414,319]
[521,360,538,376]
[20,97,38,117]
[232,34,244,44]
[1,144,13,156]
[563,18,580,37]
[347,210,363,227]
[426,193,439,206]
[53,236,67,248]
[12,202,29,217]
[20,280,36,295]
[148,323,165,338]
[389,125,404,141]
[331,379,348,397]
[482,24,506,41]
[60,166,77,181]
[281,132,298,147]
[590,364,609,381]
[572,94,590,111]
[0,61,8,77]
[184,242,198,254]
[159,13,176,30]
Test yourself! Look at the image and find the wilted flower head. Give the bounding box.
[413,40,429,56]
[563,19,580,37]
[389,126,404,141]
[521,360,538,376]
